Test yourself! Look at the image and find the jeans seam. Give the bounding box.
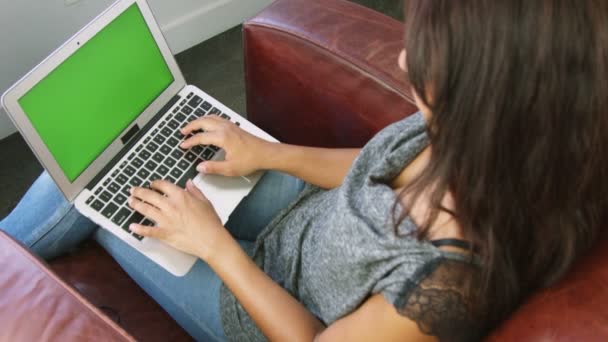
[29,201,72,250]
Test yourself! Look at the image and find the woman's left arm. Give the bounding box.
[128,180,432,341]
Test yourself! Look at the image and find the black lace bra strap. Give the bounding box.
[430,238,472,251]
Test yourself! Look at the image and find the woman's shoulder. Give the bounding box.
[392,257,485,341]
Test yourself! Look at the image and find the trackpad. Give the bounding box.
[192,172,262,224]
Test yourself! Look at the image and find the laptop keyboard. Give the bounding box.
[85,92,239,241]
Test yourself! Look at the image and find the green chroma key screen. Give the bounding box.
[18,3,173,182]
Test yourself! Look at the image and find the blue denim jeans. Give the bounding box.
[0,171,304,341]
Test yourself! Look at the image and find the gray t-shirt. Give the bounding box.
[220,112,481,341]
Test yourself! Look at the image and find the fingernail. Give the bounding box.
[129,223,137,231]
[197,164,206,173]
[129,187,134,194]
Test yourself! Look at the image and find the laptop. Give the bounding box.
[1,0,277,276]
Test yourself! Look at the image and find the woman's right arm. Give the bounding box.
[180,116,360,189]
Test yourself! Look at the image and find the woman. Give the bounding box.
[2,0,606,340]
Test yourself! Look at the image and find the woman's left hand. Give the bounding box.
[127,179,231,261]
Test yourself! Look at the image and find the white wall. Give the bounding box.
[0,0,272,140]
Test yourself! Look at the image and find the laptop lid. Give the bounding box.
[1,0,185,202]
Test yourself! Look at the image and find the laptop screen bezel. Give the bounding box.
[1,0,185,202]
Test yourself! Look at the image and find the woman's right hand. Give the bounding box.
[180,115,274,177]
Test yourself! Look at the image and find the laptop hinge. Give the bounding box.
[85,94,181,191]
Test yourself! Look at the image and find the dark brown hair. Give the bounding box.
[398,0,608,332]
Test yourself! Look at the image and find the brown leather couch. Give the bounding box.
[1,0,606,340]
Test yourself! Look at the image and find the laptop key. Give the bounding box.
[160,144,172,155]
[170,168,183,179]
[167,120,180,130]
[116,174,128,185]
[145,160,158,171]
[184,152,197,162]
[111,169,119,177]
[161,127,172,137]
[100,191,112,203]
[194,108,206,117]
[150,173,162,182]
[141,218,155,226]
[175,113,187,122]
[114,193,127,205]
[201,101,212,111]
[146,142,159,153]
[108,182,121,194]
[112,207,132,226]
[188,95,202,108]
[202,149,215,160]
[91,200,104,212]
[171,150,184,160]
[192,145,203,154]
[209,107,221,116]
[122,212,144,232]
[177,160,190,170]
[128,152,136,160]
[163,157,176,167]
[153,135,165,145]
[220,113,231,120]
[137,168,150,179]
[152,152,164,163]
[166,176,176,183]
[176,163,199,188]
[187,115,197,122]
[124,165,136,176]
[138,150,151,160]
[121,184,132,196]
[101,203,119,219]
[86,196,94,205]
[182,106,193,115]
[132,233,144,241]
[187,92,194,99]
[94,187,103,195]
[157,165,169,176]
[173,130,183,139]
[132,158,144,168]
[103,178,111,186]
[130,176,143,187]
[167,137,180,147]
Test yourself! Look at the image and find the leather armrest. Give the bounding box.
[243,0,417,148]
[0,230,134,341]
[486,234,608,341]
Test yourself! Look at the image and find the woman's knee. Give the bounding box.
[0,172,97,259]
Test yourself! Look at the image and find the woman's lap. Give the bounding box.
[0,170,304,341]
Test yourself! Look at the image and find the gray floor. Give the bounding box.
[0,0,402,219]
